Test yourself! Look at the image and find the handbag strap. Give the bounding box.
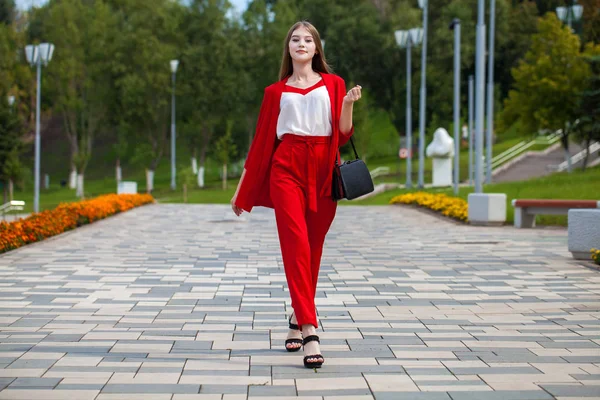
[336,135,360,166]
[348,136,359,160]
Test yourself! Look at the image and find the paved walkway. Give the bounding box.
[0,204,598,400]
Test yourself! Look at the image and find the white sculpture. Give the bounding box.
[426,128,454,187]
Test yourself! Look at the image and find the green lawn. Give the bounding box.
[365,136,538,184]
[352,165,600,226]
[6,134,585,228]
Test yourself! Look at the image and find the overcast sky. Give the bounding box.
[15,0,250,16]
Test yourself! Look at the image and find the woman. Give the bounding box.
[231,20,361,369]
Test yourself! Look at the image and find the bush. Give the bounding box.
[389,192,468,222]
[0,194,154,254]
[592,249,600,265]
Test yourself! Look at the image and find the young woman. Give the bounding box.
[231,20,361,369]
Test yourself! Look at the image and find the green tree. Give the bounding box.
[180,0,245,188]
[0,101,24,203]
[179,166,196,203]
[214,119,238,190]
[574,52,600,170]
[39,0,117,196]
[501,13,592,172]
[0,0,15,25]
[109,0,184,193]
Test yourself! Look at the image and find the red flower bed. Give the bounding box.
[0,194,154,254]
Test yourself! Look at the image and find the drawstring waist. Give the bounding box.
[280,134,331,144]
[279,134,331,212]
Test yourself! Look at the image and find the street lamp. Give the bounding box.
[475,0,486,194]
[417,0,428,188]
[170,59,179,191]
[25,42,54,213]
[450,19,461,195]
[468,75,474,186]
[556,2,584,30]
[395,28,424,189]
[486,0,496,184]
[7,96,15,108]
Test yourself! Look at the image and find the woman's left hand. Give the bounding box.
[343,85,362,104]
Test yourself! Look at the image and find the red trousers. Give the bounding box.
[270,134,337,328]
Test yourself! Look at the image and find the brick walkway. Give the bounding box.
[0,204,598,400]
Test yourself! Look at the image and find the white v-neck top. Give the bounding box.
[276,79,332,139]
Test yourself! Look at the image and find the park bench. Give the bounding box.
[512,199,600,228]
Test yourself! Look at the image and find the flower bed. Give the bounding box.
[0,194,154,254]
[592,249,600,265]
[390,192,468,222]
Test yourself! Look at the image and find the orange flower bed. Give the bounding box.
[0,194,154,254]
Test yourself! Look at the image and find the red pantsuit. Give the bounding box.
[234,73,353,330]
[270,135,337,328]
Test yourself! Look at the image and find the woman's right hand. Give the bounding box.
[231,196,243,217]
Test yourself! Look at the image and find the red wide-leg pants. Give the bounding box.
[270,134,337,328]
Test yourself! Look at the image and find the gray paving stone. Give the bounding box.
[102,384,201,394]
[375,393,451,400]
[0,204,598,399]
[248,385,296,396]
[539,384,600,397]
[200,385,248,394]
[9,378,61,388]
[448,391,554,400]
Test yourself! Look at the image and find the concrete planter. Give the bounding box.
[468,193,507,226]
[568,209,600,260]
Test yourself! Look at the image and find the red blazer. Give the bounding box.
[235,73,354,213]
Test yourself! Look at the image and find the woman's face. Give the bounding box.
[289,26,317,63]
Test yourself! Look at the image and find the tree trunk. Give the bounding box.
[146,169,154,193]
[8,179,13,201]
[192,148,198,174]
[199,122,213,189]
[69,166,77,189]
[561,131,571,173]
[582,137,592,171]
[197,166,205,188]
[183,183,188,203]
[2,183,6,205]
[116,158,122,182]
[222,164,227,190]
[246,114,255,158]
[76,174,84,198]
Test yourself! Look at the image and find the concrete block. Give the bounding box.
[568,209,600,260]
[117,181,137,195]
[468,193,507,226]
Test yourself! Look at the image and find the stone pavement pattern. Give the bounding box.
[0,203,599,400]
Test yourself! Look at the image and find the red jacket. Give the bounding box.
[235,73,354,213]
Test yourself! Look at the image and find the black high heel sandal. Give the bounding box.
[302,335,324,368]
[285,313,302,352]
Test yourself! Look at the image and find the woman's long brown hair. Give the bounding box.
[278,21,333,81]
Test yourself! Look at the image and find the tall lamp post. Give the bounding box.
[25,43,54,213]
[474,0,486,194]
[450,19,461,195]
[486,0,496,184]
[556,2,584,30]
[395,28,423,189]
[468,75,474,185]
[170,59,179,191]
[417,0,428,188]
[556,2,583,173]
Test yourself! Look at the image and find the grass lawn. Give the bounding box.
[352,165,600,226]
[6,135,586,228]
[364,136,543,184]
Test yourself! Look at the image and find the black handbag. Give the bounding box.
[332,136,375,201]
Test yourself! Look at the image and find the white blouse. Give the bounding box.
[276,79,332,139]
